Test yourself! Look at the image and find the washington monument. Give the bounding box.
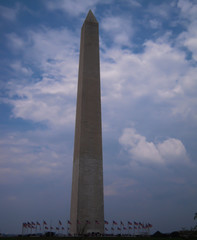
[70,10,104,235]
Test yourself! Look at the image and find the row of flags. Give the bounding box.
[22,221,69,235]
[22,220,70,231]
[109,220,152,228]
[22,220,152,232]
[104,221,152,232]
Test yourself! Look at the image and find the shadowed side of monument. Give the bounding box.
[70,10,104,235]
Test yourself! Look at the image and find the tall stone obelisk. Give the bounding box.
[70,10,104,235]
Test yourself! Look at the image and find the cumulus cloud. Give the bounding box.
[119,127,189,165]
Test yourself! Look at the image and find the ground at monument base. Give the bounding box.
[1,236,197,240]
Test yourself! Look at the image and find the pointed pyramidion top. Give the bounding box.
[84,10,98,24]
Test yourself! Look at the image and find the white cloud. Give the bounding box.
[101,35,197,122]
[0,5,19,21]
[10,61,33,76]
[149,19,162,29]
[101,15,134,46]
[119,127,189,165]
[4,0,197,133]
[4,14,197,133]
[178,0,197,61]
[9,97,75,126]
[46,0,101,16]
[5,3,197,131]
[178,0,197,21]
[157,138,188,163]
[7,33,24,50]
[146,2,174,19]
[104,177,136,196]
[126,0,141,7]
[6,27,79,127]
[0,130,72,185]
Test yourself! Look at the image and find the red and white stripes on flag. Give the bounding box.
[23,223,27,228]
[22,219,153,234]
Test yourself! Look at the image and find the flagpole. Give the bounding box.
[133,221,135,236]
[119,222,121,235]
[22,223,24,236]
[50,220,52,237]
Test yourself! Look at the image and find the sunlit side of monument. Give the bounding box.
[70,10,104,235]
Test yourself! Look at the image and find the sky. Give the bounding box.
[0,0,197,235]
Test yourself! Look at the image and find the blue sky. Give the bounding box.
[0,0,197,235]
